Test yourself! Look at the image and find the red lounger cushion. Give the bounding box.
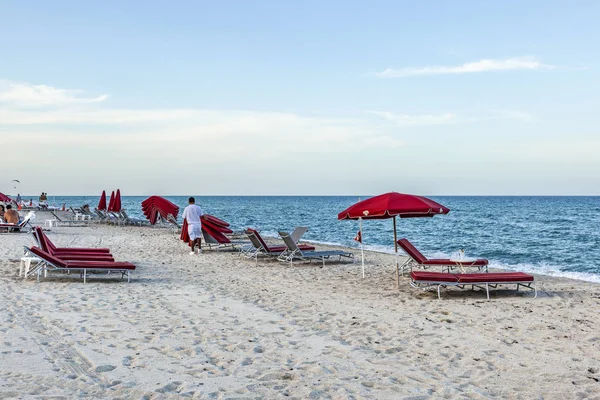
[423,258,489,266]
[53,247,112,254]
[65,261,136,270]
[457,272,534,284]
[56,254,115,262]
[410,271,458,283]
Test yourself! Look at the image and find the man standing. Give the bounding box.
[182,197,204,255]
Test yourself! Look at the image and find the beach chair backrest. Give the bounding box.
[397,238,427,264]
[38,228,57,251]
[247,229,272,252]
[245,229,267,251]
[27,246,67,268]
[32,229,41,247]
[290,227,308,243]
[202,229,219,245]
[278,232,302,255]
[50,211,63,222]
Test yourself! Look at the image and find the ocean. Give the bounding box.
[25,195,600,283]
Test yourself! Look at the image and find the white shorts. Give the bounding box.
[188,223,202,240]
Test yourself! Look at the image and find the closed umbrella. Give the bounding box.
[338,192,449,285]
[107,191,115,212]
[97,190,107,211]
[114,189,122,212]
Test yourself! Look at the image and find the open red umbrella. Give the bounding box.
[107,191,115,212]
[97,190,107,211]
[114,189,122,212]
[0,192,12,203]
[338,192,449,284]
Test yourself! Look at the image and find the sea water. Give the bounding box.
[31,195,600,282]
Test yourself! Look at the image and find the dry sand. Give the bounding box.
[1,216,600,399]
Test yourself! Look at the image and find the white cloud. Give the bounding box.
[367,109,536,127]
[376,57,555,78]
[0,80,402,156]
[365,111,459,127]
[0,80,108,107]
[491,109,536,122]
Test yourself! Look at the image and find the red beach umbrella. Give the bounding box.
[97,190,107,211]
[338,192,449,283]
[107,191,115,212]
[114,189,122,212]
[0,192,12,203]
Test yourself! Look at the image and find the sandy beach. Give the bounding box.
[1,217,600,399]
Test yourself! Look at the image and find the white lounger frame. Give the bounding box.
[410,278,537,300]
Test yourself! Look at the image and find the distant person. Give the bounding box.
[81,204,90,214]
[16,193,21,204]
[39,193,48,209]
[182,197,204,255]
[3,205,19,224]
[0,205,5,221]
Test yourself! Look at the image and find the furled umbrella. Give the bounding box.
[97,190,107,211]
[338,192,449,285]
[107,191,116,212]
[113,189,122,212]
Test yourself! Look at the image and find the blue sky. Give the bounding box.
[1,0,599,195]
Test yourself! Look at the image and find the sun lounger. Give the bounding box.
[25,246,135,283]
[397,238,489,275]
[409,270,536,300]
[277,232,354,266]
[0,213,34,233]
[32,228,114,262]
[50,211,88,227]
[34,227,111,253]
[243,228,315,261]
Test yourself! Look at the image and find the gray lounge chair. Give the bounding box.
[277,231,354,266]
[50,211,88,227]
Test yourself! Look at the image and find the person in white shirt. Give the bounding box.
[182,197,204,255]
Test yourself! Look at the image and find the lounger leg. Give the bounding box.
[437,285,441,299]
[533,282,537,298]
[486,283,490,301]
[128,271,130,283]
[84,269,86,284]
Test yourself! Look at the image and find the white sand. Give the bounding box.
[1,218,600,398]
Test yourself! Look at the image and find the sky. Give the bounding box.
[1,0,599,196]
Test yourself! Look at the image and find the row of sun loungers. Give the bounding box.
[19,223,535,300]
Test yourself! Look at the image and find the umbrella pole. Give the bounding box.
[360,217,365,278]
[394,216,399,288]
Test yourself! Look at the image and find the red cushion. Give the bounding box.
[28,247,67,268]
[457,272,534,284]
[423,258,488,266]
[56,254,115,262]
[65,261,136,270]
[397,239,427,264]
[53,247,111,254]
[410,271,458,283]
